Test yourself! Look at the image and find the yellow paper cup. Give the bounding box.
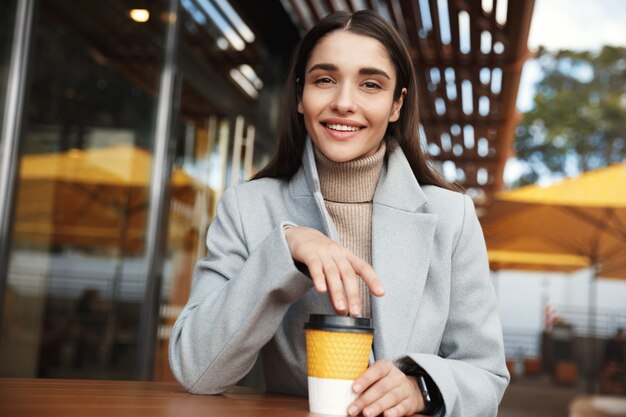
[304,314,374,415]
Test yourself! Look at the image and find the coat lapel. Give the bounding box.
[371,146,437,361]
[290,139,340,241]
[293,140,437,360]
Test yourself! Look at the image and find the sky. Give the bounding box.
[527,0,626,52]
[517,0,626,112]
[505,0,626,185]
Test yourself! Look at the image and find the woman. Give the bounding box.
[169,10,509,417]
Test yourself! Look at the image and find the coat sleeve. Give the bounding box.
[405,195,509,417]
[168,186,313,394]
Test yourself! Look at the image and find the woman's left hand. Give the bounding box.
[348,360,423,417]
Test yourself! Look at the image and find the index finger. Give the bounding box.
[352,360,393,394]
[349,254,384,297]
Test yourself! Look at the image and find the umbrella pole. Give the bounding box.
[102,196,130,368]
[586,265,598,393]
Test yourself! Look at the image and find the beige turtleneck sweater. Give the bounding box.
[314,142,386,318]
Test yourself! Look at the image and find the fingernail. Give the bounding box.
[376,286,385,295]
[353,383,362,393]
[337,300,346,310]
[348,405,358,415]
[351,305,361,317]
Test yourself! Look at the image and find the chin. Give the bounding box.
[320,149,359,163]
[316,142,364,163]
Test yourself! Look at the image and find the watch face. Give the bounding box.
[417,374,442,415]
[417,375,432,403]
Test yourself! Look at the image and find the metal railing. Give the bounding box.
[556,305,626,337]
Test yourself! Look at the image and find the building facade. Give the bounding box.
[0,0,298,381]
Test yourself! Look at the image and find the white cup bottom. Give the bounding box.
[308,376,357,416]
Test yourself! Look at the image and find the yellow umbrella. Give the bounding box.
[488,250,590,273]
[19,144,193,187]
[598,255,626,280]
[14,144,197,254]
[483,163,626,279]
[499,163,626,208]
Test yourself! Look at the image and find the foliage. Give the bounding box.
[514,46,626,185]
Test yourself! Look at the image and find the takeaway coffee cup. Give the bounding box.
[304,314,374,416]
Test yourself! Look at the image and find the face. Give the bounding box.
[298,30,405,162]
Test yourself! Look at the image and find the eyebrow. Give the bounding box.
[308,63,391,80]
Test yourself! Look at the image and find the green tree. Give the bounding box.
[514,46,626,185]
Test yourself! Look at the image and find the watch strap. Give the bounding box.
[397,361,443,416]
[416,374,440,415]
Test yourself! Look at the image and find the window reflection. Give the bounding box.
[0,0,298,382]
[1,0,167,379]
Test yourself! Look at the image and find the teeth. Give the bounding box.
[326,123,360,132]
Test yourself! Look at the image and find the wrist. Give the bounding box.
[399,363,443,416]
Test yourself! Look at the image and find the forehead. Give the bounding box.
[306,30,396,77]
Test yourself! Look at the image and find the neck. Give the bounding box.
[314,143,386,203]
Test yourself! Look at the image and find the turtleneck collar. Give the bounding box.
[313,142,386,203]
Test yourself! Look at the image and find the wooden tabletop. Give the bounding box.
[569,395,626,417]
[0,378,319,417]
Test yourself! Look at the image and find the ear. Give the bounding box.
[297,100,303,114]
[388,87,407,122]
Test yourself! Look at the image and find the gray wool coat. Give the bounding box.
[169,139,510,416]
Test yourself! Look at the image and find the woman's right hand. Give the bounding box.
[284,226,384,316]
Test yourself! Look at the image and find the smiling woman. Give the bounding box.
[169,9,509,417]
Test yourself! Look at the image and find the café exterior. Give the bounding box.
[0,0,534,383]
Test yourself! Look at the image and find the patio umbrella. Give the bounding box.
[482,163,626,279]
[481,162,626,391]
[488,250,590,273]
[14,144,196,253]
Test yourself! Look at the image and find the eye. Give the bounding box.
[314,77,334,85]
[363,81,382,89]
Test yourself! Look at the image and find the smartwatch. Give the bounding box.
[415,372,441,415]
[399,362,443,416]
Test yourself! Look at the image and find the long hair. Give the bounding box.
[253,10,459,192]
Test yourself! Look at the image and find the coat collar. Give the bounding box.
[374,143,428,212]
[290,138,339,240]
[292,137,429,212]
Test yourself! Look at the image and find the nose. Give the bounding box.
[330,84,357,114]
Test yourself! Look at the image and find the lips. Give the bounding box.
[321,119,365,132]
[324,123,361,132]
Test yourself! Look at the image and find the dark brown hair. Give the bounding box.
[253,10,459,192]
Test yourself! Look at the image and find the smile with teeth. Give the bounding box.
[324,123,362,132]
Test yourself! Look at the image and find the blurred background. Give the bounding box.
[0,0,624,415]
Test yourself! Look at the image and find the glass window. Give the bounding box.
[152,0,294,384]
[1,0,299,382]
[0,0,167,379]
[0,0,17,154]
